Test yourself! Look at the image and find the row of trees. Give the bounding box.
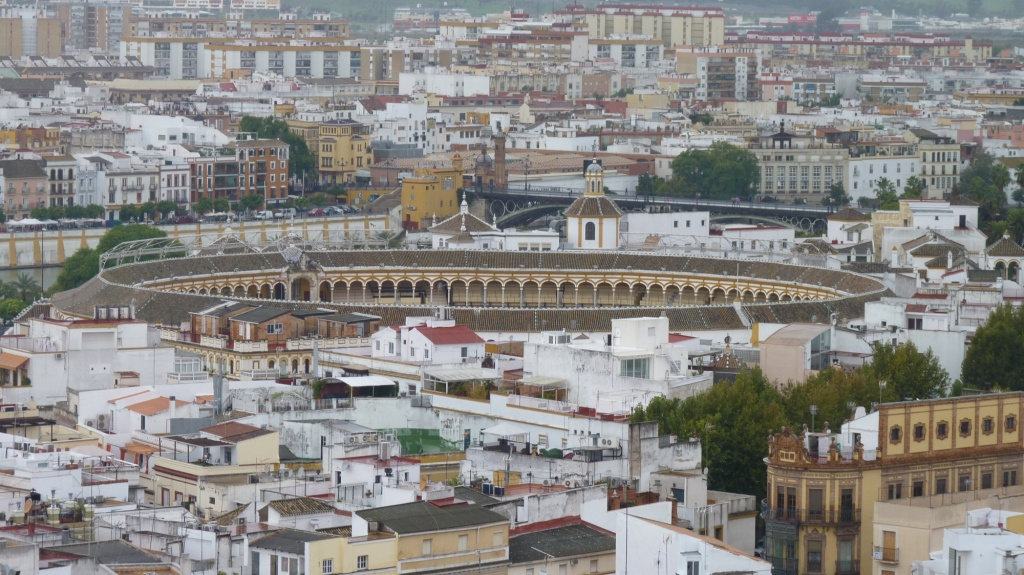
[631,341,949,501]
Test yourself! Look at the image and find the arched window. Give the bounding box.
[585,222,596,241]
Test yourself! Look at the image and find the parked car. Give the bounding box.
[324,206,343,216]
[274,208,297,219]
[307,208,324,217]
[254,210,274,220]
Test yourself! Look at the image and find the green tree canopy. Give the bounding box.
[84,204,105,219]
[632,341,948,500]
[238,116,316,181]
[827,182,851,207]
[0,299,26,322]
[901,175,925,200]
[11,273,41,302]
[962,304,1024,391]
[238,194,265,212]
[193,197,214,214]
[156,201,178,218]
[669,142,760,200]
[212,198,231,213]
[875,178,899,210]
[50,225,169,295]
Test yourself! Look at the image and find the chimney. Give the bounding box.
[610,490,620,511]
[168,396,177,421]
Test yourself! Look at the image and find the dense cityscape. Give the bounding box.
[0,0,1022,574]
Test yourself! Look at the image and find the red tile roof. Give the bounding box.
[413,325,484,346]
[126,397,188,416]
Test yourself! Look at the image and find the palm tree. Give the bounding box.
[12,273,41,302]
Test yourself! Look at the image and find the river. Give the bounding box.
[0,266,63,292]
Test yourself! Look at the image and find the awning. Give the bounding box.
[482,422,531,438]
[0,353,28,370]
[519,376,568,389]
[337,375,396,388]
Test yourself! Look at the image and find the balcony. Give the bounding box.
[872,546,899,564]
[761,500,860,524]
[836,559,860,575]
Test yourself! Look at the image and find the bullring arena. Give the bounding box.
[48,233,891,332]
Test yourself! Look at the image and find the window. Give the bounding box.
[322,559,333,575]
[590,559,598,573]
[912,481,923,497]
[960,419,972,437]
[266,323,283,335]
[982,472,993,489]
[889,426,902,443]
[959,474,972,492]
[937,422,949,439]
[936,477,947,494]
[493,531,503,546]
[983,417,994,434]
[422,539,432,555]
[1004,469,1018,487]
[887,483,902,500]
[913,423,925,441]
[1008,415,1017,432]
[686,561,700,575]
[806,540,823,573]
[584,221,596,241]
[620,358,651,379]
[461,347,468,358]
[808,489,823,521]
[357,556,368,571]
[458,534,468,551]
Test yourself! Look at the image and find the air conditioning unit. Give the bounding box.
[570,559,578,566]
[85,419,96,428]
[55,354,63,360]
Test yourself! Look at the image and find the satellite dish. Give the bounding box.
[702,467,709,477]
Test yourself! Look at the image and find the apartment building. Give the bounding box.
[42,156,78,208]
[0,158,47,220]
[676,46,762,101]
[475,28,589,67]
[318,120,373,186]
[124,15,348,39]
[399,163,461,230]
[565,4,725,49]
[0,7,63,58]
[763,393,1024,575]
[50,2,132,55]
[189,138,289,204]
[906,129,960,199]
[753,129,847,200]
[354,501,510,575]
[845,138,919,199]
[857,74,928,103]
[730,32,992,67]
[121,37,363,80]
[250,528,397,575]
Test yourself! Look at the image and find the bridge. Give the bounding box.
[478,187,845,232]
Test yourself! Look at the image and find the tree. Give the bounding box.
[963,176,1005,223]
[193,198,214,214]
[238,116,316,181]
[139,202,156,221]
[669,142,760,200]
[875,177,899,210]
[637,173,656,199]
[11,273,41,302]
[212,198,230,213]
[48,248,98,295]
[118,205,139,222]
[867,341,949,400]
[66,205,86,219]
[84,204,105,219]
[238,194,264,213]
[901,175,925,199]
[96,224,167,253]
[827,183,851,207]
[962,304,1024,391]
[631,368,788,502]
[310,193,329,208]
[156,201,178,218]
[1013,188,1024,207]
[993,162,1011,193]
[30,207,50,220]
[0,299,26,322]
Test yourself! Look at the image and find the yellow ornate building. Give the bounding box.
[318,120,373,186]
[764,393,1024,575]
[399,162,461,230]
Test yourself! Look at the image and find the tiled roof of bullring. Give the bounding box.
[49,251,890,332]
